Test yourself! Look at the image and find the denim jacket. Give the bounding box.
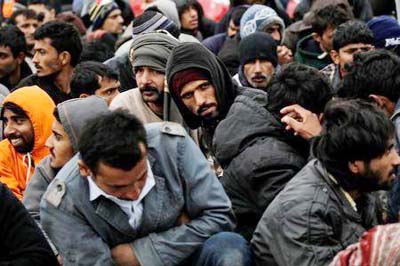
[40,122,235,266]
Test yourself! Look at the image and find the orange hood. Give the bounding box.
[3,86,55,164]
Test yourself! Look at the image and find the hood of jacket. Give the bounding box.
[3,85,55,162]
[213,89,308,167]
[166,42,237,129]
[56,96,109,153]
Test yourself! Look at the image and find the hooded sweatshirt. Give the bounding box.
[166,42,237,128]
[23,96,109,220]
[166,42,238,152]
[0,86,55,200]
[213,89,309,239]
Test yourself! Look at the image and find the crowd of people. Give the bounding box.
[1,0,400,265]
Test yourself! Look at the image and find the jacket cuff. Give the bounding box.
[132,234,163,266]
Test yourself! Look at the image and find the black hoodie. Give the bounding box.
[213,89,309,240]
[166,42,238,152]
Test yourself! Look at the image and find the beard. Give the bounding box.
[139,85,164,105]
[7,133,34,154]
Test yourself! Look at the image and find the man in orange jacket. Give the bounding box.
[0,85,55,199]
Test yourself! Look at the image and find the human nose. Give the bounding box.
[118,15,124,24]
[45,134,54,148]
[4,122,15,137]
[254,60,262,72]
[194,90,206,106]
[392,149,400,166]
[32,52,39,64]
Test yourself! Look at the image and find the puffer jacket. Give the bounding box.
[252,159,381,266]
[213,89,308,240]
[0,86,55,199]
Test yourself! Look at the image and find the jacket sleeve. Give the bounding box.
[40,181,114,266]
[132,134,236,266]
[252,199,344,266]
[0,183,58,266]
[23,160,52,221]
[0,148,23,200]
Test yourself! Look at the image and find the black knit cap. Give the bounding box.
[238,32,278,67]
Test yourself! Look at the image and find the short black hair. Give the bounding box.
[332,20,374,51]
[80,40,114,63]
[231,6,247,26]
[78,110,147,174]
[0,25,27,57]
[338,49,400,103]
[315,99,394,191]
[53,107,61,123]
[70,61,118,96]
[1,102,28,120]
[267,63,332,115]
[34,21,82,66]
[311,5,351,36]
[9,9,38,25]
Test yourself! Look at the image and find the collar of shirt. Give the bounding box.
[328,174,357,212]
[87,160,155,208]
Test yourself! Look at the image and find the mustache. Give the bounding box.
[251,74,267,80]
[141,86,160,94]
[197,103,215,116]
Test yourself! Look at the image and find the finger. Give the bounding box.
[281,115,302,131]
[280,104,302,114]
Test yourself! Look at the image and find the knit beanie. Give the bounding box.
[132,11,176,39]
[130,32,180,74]
[171,68,210,95]
[239,32,278,67]
[240,4,285,40]
[367,15,400,49]
[89,0,119,31]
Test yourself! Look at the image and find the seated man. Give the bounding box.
[295,5,351,70]
[233,32,278,90]
[9,9,39,57]
[23,96,109,223]
[252,99,398,265]
[0,25,35,91]
[110,32,182,124]
[40,110,253,266]
[320,20,374,93]
[0,182,57,265]
[214,63,332,240]
[0,85,55,199]
[70,61,120,106]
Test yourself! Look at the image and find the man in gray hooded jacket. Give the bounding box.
[23,96,109,223]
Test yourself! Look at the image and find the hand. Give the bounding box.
[176,211,191,226]
[280,104,322,140]
[277,45,293,65]
[111,243,140,266]
[57,255,63,265]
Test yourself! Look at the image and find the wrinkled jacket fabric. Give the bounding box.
[40,122,235,266]
[23,96,108,219]
[0,183,58,265]
[0,86,55,199]
[252,159,381,266]
[213,89,307,239]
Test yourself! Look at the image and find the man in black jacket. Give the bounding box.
[17,21,82,104]
[213,63,332,240]
[252,99,399,266]
[167,42,237,152]
[0,182,57,265]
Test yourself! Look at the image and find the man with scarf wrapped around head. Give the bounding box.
[166,42,238,155]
